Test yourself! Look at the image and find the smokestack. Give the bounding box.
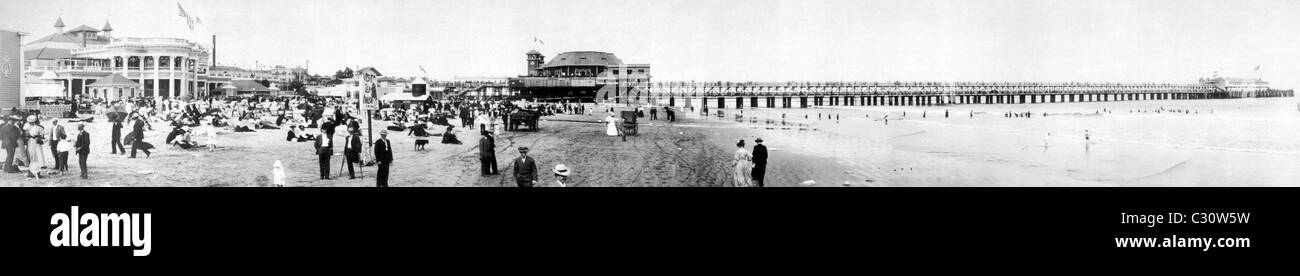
[212,35,217,66]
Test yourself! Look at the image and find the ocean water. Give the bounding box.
[673,97,1300,186]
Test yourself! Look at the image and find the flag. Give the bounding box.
[178,2,194,30]
[419,65,427,74]
[1255,65,1261,71]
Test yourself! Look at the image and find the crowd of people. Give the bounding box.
[2,95,360,181]
[4,95,756,187]
[2,114,91,179]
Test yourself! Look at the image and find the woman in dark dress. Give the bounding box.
[441,125,462,145]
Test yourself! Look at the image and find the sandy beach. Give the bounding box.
[675,97,1300,186]
[1,105,857,187]
[6,97,1295,187]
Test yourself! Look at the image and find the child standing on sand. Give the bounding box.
[273,160,285,187]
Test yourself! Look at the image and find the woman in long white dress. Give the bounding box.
[24,116,47,178]
[604,113,620,136]
[204,118,218,152]
[733,140,753,187]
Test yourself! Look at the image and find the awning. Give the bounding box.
[315,86,356,97]
[231,80,270,92]
[380,93,429,102]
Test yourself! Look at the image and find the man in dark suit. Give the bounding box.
[343,127,362,179]
[459,107,470,128]
[373,130,392,187]
[315,131,333,180]
[110,119,125,154]
[478,127,495,176]
[511,146,537,187]
[751,138,768,187]
[1,116,20,173]
[74,124,91,179]
[129,115,146,158]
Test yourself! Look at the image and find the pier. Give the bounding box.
[642,81,1294,108]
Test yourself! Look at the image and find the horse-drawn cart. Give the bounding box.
[619,110,638,136]
[508,109,541,131]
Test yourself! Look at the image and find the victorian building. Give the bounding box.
[22,17,214,100]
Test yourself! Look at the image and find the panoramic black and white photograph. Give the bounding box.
[1,0,1297,187]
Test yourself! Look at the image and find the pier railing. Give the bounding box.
[643,81,1223,97]
[621,81,1291,107]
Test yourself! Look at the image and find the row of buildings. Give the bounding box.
[347,50,656,103]
[3,15,657,109]
[4,14,1282,111]
[15,17,308,104]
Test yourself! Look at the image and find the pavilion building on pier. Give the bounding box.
[506,50,651,103]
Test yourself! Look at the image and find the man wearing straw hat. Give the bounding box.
[553,164,571,187]
[511,146,538,187]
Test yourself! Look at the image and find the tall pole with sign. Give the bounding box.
[361,68,373,146]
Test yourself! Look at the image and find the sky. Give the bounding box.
[2,0,1299,88]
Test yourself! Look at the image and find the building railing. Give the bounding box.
[32,66,110,71]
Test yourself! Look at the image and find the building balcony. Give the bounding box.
[32,66,112,72]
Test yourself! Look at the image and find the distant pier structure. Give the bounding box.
[645,77,1293,108]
